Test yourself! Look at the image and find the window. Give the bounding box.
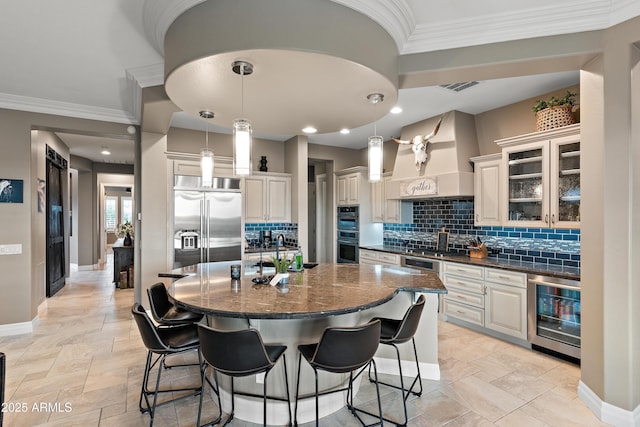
[105,196,118,230]
[121,197,133,224]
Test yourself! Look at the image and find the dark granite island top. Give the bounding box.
[168,261,447,319]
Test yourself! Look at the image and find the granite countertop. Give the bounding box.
[167,261,446,319]
[360,245,580,281]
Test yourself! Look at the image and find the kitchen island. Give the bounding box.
[167,261,446,424]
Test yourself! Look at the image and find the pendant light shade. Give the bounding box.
[200,148,214,187]
[199,110,215,187]
[366,93,384,183]
[368,135,383,182]
[233,118,252,176]
[233,61,253,176]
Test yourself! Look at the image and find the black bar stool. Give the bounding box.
[196,324,291,427]
[131,303,202,427]
[368,294,426,426]
[294,319,383,427]
[147,282,204,326]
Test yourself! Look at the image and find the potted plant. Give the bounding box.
[271,256,293,284]
[532,91,577,131]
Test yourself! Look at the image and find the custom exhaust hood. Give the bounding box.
[386,111,480,199]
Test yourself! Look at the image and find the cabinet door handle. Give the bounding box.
[551,214,556,224]
[475,214,479,222]
[544,214,549,224]
[484,286,487,295]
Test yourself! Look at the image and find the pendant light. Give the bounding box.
[233,61,253,176]
[199,110,215,187]
[367,93,384,183]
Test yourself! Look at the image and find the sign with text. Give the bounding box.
[399,177,438,197]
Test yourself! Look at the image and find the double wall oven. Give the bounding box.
[337,206,359,263]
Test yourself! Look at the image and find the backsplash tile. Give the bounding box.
[245,223,298,247]
[383,197,580,268]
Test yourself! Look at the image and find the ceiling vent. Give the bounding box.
[439,81,479,92]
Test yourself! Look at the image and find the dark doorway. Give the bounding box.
[46,146,67,297]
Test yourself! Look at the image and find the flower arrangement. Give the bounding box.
[116,221,134,238]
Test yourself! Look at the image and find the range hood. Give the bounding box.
[386,110,480,199]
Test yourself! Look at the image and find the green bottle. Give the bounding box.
[295,246,303,271]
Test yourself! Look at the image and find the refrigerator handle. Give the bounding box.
[200,199,205,263]
[206,199,210,263]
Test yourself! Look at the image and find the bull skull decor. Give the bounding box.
[393,116,443,171]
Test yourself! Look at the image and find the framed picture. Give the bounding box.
[0,179,23,203]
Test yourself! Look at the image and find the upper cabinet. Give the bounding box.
[371,173,412,223]
[244,173,291,223]
[470,154,502,226]
[497,124,580,229]
[336,167,368,206]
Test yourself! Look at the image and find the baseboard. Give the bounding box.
[578,380,640,426]
[373,356,440,381]
[0,315,39,336]
[77,263,99,271]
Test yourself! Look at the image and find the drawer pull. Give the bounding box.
[456,310,465,314]
[457,295,466,299]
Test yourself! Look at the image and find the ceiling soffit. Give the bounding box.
[163,0,398,135]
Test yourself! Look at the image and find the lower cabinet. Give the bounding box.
[359,249,400,266]
[443,261,527,341]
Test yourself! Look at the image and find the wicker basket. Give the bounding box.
[535,105,575,131]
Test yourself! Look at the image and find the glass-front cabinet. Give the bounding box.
[497,124,580,229]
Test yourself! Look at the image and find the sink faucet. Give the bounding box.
[275,234,285,260]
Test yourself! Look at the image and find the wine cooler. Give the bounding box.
[527,274,581,360]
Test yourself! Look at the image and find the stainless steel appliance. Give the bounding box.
[337,206,359,263]
[173,175,242,268]
[400,255,441,275]
[527,275,581,360]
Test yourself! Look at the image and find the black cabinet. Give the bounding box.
[113,238,133,287]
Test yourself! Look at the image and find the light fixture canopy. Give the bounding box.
[232,61,253,176]
[199,110,215,186]
[367,93,384,182]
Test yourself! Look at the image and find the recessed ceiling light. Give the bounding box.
[302,126,317,134]
[340,128,350,134]
[101,147,111,155]
[390,106,402,114]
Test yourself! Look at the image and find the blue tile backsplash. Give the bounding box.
[383,197,580,268]
[245,223,298,247]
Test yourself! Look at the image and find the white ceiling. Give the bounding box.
[1,0,639,163]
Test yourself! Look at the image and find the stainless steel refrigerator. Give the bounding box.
[173,175,242,268]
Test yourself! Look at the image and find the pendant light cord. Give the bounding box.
[241,64,245,117]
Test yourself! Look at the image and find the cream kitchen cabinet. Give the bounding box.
[371,173,412,223]
[336,166,370,207]
[470,154,502,226]
[359,249,400,266]
[484,268,527,341]
[443,261,528,341]
[243,173,291,223]
[497,124,580,229]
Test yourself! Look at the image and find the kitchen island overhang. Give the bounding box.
[165,261,447,424]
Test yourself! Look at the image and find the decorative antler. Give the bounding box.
[393,116,444,170]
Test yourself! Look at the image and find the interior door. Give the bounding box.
[46,152,66,297]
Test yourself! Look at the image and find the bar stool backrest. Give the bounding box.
[0,352,5,427]
[391,294,426,344]
[310,320,381,373]
[147,283,173,322]
[198,325,273,376]
[131,303,170,353]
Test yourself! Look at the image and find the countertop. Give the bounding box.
[360,245,580,281]
[167,260,447,319]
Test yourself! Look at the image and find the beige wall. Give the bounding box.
[474,84,581,155]
[308,142,363,171]
[167,127,287,173]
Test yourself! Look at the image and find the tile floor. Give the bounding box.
[0,255,609,426]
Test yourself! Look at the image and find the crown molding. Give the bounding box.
[142,0,205,54]
[0,93,136,124]
[401,0,611,54]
